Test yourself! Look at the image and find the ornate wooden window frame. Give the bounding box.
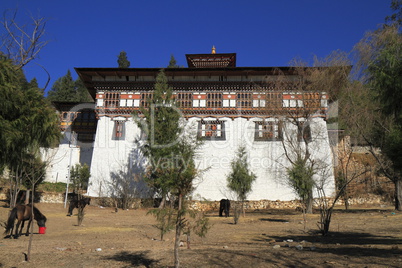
[254,120,283,141]
[113,120,126,140]
[198,120,226,140]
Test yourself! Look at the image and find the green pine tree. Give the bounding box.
[47,70,77,102]
[167,54,179,68]
[117,50,130,68]
[134,69,206,267]
[135,69,182,204]
[47,70,92,102]
[227,145,256,223]
[0,57,61,207]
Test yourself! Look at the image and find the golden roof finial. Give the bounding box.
[211,45,216,54]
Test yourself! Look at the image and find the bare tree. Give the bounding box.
[317,135,370,235]
[1,10,49,69]
[270,51,351,215]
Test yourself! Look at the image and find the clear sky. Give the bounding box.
[0,0,392,93]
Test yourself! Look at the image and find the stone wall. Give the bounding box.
[39,192,65,203]
[32,193,392,211]
[13,192,391,211]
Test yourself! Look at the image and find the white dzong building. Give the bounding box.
[52,48,336,201]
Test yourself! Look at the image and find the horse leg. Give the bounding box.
[19,220,26,237]
[8,223,15,239]
[14,220,21,239]
[25,219,32,236]
[67,202,74,216]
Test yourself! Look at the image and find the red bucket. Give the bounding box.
[39,227,46,234]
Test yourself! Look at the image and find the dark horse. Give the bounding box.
[219,199,230,217]
[4,204,47,239]
[67,197,91,216]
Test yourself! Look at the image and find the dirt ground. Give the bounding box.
[0,201,401,268]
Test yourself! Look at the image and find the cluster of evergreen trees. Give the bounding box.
[47,51,181,103]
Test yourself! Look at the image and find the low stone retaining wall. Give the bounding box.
[0,192,389,210]
[39,192,65,203]
[32,193,391,211]
[188,199,303,211]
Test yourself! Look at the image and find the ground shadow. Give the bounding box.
[268,231,402,245]
[184,247,319,268]
[259,218,290,223]
[332,208,397,214]
[265,231,402,258]
[103,250,158,267]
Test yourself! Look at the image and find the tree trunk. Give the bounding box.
[395,179,402,211]
[174,194,183,268]
[158,196,166,209]
[25,190,30,205]
[306,194,313,214]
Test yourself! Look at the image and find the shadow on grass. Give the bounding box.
[103,250,158,267]
[270,231,402,246]
[263,231,401,258]
[192,246,400,268]
[259,218,290,223]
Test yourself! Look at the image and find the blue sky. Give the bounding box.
[1,0,392,93]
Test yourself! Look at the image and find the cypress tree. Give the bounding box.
[117,50,130,68]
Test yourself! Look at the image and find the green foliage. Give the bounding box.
[0,58,61,176]
[70,163,90,192]
[167,54,179,68]
[37,182,67,192]
[286,157,315,204]
[386,0,402,25]
[47,70,92,102]
[135,69,183,200]
[183,209,211,239]
[364,25,402,174]
[20,153,47,190]
[0,58,60,207]
[382,125,402,172]
[75,78,93,102]
[367,26,402,119]
[227,146,256,202]
[117,50,130,68]
[147,208,175,240]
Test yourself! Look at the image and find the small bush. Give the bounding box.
[38,182,67,193]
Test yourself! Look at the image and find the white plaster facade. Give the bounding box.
[71,52,338,201]
[86,114,335,201]
[41,144,80,184]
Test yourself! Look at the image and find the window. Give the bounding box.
[297,121,312,143]
[192,93,206,107]
[113,121,125,140]
[105,92,120,108]
[222,93,236,107]
[254,121,282,141]
[121,93,141,107]
[207,93,222,108]
[198,120,225,140]
[176,92,193,108]
[141,93,153,107]
[282,93,303,108]
[96,92,104,107]
[252,93,266,108]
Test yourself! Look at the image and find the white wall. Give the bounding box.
[87,115,335,201]
[87,116,150,198]
[41,144,80,183]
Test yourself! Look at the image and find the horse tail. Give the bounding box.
[4,207,17,235]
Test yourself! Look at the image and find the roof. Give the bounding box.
[74,66,296,99]
[186,53,236,68]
